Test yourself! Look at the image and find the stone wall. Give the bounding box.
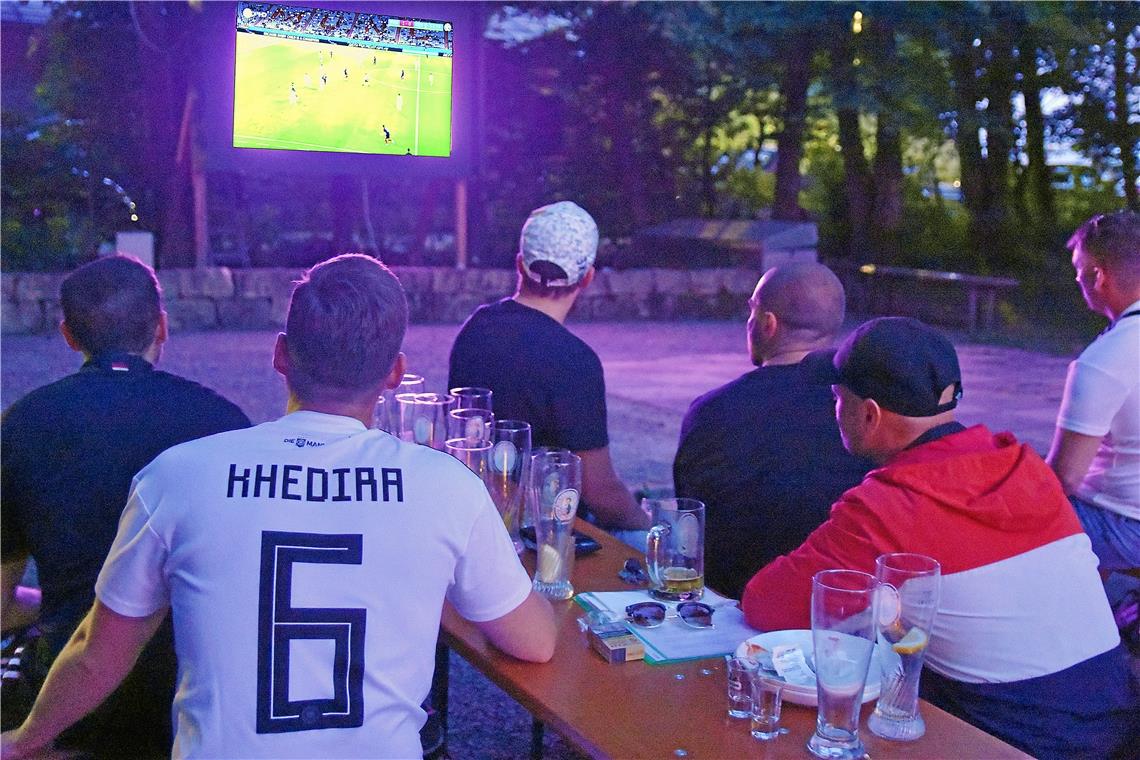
[1,266,760,335]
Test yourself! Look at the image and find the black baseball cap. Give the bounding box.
[804,317,963,417]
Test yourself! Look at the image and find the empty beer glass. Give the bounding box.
[530,449,581,600]
[868,553,940,742]
[444,438,492,479]
[397,393,455,450]
[644,498,705,602]
[447,408,494,443]
[449,386,493,413]
[808,569,880,760]
[485,420,531,554]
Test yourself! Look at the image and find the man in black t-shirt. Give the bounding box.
[673,263,871,598]
[449,201,648,533]
[1,256,250,757]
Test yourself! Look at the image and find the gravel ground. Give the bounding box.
[0,318,1089,758]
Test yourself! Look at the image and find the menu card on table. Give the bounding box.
[575,589,762,664]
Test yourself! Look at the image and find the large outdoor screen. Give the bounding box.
[233,2,453,157]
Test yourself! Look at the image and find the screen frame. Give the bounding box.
[199,0,476,179]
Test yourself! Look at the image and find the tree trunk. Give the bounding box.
[871,111,903,262]
[867,18,902,263]
[981,17,1017,271]
[837,107,871,260]
[833,27,871,261]
[1111,6,1139,211]
[1021,66,1054,224]
[949,42,989,271]
[772,35,811,220]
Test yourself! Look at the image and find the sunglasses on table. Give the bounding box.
[625,601,715,629]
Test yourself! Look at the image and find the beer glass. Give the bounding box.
[449,386,493,413]
[485,420,531,554]
[397,393,455,450]
[808,569,880,760]
[381,374,425,429]
[371,394,389,432]
[530,449,581,600]
[447,408,494,443]
[643,498,705,602]
[868,553,940,742]
[521,446,557,532]
[444,438,491,479]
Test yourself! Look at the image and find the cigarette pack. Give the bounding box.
[588,629,645,664]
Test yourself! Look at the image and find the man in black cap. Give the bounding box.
[740,317,1137,759]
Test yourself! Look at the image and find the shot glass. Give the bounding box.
[725,656,759,719]
[750,674,784,741]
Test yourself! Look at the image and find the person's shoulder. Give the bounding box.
[1078,318,1140,366]
[149,370,250,423]
[683,369,760,421]
[1,372,85,429]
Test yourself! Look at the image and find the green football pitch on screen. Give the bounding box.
[233,33,453,156]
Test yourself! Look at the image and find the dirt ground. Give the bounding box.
[1,319,1076,485]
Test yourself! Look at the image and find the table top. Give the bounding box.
[441,520,1029,759]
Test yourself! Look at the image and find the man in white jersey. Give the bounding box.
[1,254,557,759]
[1047,211,1140,574]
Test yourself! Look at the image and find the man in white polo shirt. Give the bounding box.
[1048,211,1140,575]
[2,254,557,759]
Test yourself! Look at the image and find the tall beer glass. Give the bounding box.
[868,553,940,741]
[808,569,880,760]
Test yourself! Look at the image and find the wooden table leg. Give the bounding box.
[531,717,545,760]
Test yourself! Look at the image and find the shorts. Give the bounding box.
[1070,495,1140,570]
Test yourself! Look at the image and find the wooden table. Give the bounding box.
[441,520,1029,759]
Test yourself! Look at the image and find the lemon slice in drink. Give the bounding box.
[538,545,563,583]
[892,627,929,655]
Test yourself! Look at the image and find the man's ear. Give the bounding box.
[384,352,407,390]
[863,397,883,430]
[59,321,83,353]
[272,333,290,377]
[579,266,596,290]
[761,311,778,340]
[515,254,528,278]
[154,311,169,347]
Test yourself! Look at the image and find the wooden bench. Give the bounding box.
[838,263,1020,332]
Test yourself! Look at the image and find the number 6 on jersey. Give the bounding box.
[257,531,366,733]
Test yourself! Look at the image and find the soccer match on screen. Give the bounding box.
[233,3,454,157]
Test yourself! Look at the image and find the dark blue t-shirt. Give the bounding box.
[1,352,250,752]
[448,298,608,452]
[673,362,871,599]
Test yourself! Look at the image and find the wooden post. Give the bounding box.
[455,177,468,270]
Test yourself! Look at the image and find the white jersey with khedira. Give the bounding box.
[96,411,532,759]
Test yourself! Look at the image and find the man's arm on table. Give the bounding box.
[1046,428,1102,496]
[741,497,881,631]
[1,601,166,760]
[577,447,650,531]
[1,557,40,634]
[474,591,556,663]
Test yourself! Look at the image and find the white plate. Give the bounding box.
[734,629,882,707]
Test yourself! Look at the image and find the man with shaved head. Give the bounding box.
[672,262,870,598]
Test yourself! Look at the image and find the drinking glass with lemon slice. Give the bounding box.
[868,553,941,742]
[529,450,581,600]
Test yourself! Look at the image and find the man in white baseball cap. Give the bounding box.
[449,201,649,535]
